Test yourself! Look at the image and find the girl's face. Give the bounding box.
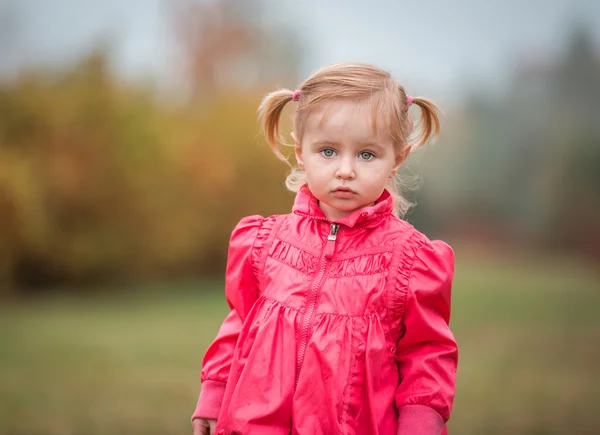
[293,100,408,221]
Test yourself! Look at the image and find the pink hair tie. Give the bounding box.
[292,90,301,102]
[406,95,413,106]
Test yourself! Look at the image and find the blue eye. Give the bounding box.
[321,149,336,157]
[359,151,374,160]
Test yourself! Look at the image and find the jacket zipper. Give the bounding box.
[295,222,339,387]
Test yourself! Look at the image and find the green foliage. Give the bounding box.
[0,51,292,292]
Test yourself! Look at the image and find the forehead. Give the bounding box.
[303,100,392,144]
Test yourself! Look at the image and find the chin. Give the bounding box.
[331,199,364,211]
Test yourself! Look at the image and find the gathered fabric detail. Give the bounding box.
[251,215,283,289]
[270,238,320,276]
[329,251,393,278]
[385,231,425,342]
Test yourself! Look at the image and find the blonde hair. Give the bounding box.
[258,62,441,217]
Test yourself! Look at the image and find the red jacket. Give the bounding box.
[193,186,458,434]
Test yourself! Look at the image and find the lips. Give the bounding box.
[332,187,356,198]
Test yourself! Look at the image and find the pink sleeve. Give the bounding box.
[395,240,458,435]
[192,215,264,421]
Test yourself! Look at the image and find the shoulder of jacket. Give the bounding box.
[235,213,290,230]
[385,216,429,248]
[388,219,454,271]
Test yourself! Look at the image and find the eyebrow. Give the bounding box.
[311,139,337,147]
[353,141,388,152]
[311,139,384,150]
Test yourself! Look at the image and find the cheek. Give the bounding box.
[306,169,328,183]
[304,162,331,185]
[364,160,392,175]
[304,155,328,171]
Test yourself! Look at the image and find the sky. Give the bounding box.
[1,0,599,101]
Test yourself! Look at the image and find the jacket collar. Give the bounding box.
[292,184,394,228]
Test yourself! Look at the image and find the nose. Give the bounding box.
[335,155,356,180]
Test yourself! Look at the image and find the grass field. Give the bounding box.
[1,251,599,435]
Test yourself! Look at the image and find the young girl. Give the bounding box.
[192,63,458,435]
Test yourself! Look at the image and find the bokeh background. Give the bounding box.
[1,0,599,434]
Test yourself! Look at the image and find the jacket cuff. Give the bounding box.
[397,404,444,435]
[191,380,227,421]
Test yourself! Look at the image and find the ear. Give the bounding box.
[291,132,304,169]
[391,146,411,173]
[393,146,410,171]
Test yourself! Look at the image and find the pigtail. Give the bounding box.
[258,89,295,165]
[410,97,442,148]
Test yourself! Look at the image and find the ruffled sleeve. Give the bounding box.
[394,239,458,435]
[250,215,278,296]
[192,215,266,421]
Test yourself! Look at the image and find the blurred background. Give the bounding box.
[0,0,599,434]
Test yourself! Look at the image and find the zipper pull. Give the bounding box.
[324,223,339,259]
